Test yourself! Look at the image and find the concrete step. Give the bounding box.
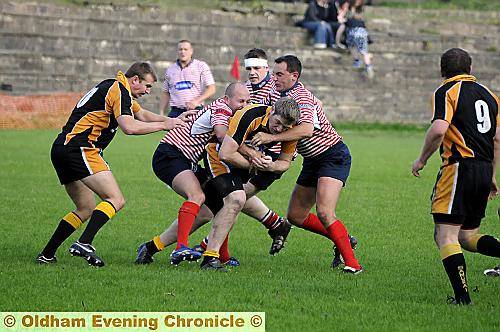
[0,1,293,28]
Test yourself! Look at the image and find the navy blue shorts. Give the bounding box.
[152,143,207,187]
[296,141,351,187]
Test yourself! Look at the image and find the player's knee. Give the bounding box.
[458,233,476,252]
[434,231,458,249]
[187,192,205,206]
[225,191,246,212]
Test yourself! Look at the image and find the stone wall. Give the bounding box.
[0,1,499,123]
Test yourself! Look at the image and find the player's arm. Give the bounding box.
[219,135,251,169]
[254,152,292,174]
[116,115,187,135]
[214,124,229,143]
[159,90,170,116]
[250,122,314,146]
[134,108,168,122]
[490,125,500,199]
[412,119,449,177]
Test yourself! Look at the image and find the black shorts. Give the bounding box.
[296,141,351,187]
[431,160,493,229]
[203,173,244,215]
[248,171,282,191]
[51,144,110,185]
[152,143,207,187]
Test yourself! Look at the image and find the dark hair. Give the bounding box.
[274,55,302,78]
[244,48,267,60]
[125,62,157,82]
[178,39,192,46]
[440,48,471,78]
[349,0,364,13]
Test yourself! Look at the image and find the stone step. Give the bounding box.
[2,11,499,55]
[2,49,497,90]
[2,31,499,78]
[0,1,293,28]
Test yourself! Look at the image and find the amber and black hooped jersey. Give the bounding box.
[53,71,141,149]
[432,74,499,166]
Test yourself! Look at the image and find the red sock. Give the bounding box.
[301,213,328,237]
[261,210,280,230]
[176,201,200,249]
[200,237,208,250]
[326,220,360,269]
[219,235,230,263]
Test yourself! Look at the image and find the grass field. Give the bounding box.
[0,129,498,331]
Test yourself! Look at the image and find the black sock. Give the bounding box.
[79,210,109,244]
[41,220,77,258]
[78,201,116,245]
[442,253,471,304]
[146,240,160,255]
[477,235,500,258]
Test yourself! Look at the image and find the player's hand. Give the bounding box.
[251,155,273,171]
[163,118,188,130]
[186,100,200,111]
[250,132,273,146]
[412,158,426,177]
[489,178,498,200]
[178,110,198,122]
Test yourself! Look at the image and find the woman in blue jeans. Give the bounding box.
[301,0,338,49]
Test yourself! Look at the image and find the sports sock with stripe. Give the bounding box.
[41,212,83,258]
[79,201,116,245]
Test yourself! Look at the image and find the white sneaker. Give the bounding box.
[313,43,327,49]
[484,265,500,277]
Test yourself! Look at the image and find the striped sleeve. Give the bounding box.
[432,83,459,123]
[211,107,232,127]
[200,61,215,87]
[105,81,133,118]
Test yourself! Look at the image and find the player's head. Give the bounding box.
[125,62,157,98]
[244,48,270,85]
[440,48,471,78]
[177,40,194,64]
[273,55,302,92]
[269,97,300,134]
[224,82,251,113]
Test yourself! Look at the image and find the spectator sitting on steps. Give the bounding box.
[344,0,374,79]
[299,0,338,49]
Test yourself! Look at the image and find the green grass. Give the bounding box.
[0,129,498,331]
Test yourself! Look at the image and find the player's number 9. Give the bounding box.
[475,100,491,134]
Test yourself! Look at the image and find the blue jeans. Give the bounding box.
[302,21,334,46]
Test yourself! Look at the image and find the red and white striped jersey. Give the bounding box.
[245,74,280,105]
[267,82,342,158]
[246,75,286,156]
[160,97,233,163]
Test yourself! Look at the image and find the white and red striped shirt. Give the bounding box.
[162,59,215,108]
[245,74,280,105]
[246,75,286,156]
[160,98,232,163]
[267,82,342,158]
